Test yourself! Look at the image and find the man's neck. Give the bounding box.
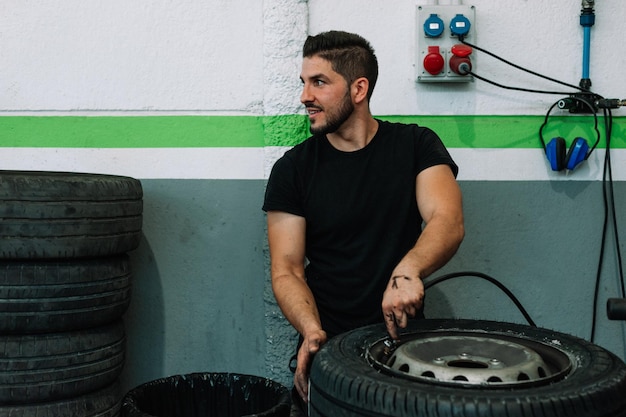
[326,114,379,152]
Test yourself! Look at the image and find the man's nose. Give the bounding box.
[300,84,313,104]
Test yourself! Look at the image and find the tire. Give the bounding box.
[0,320,126,404]
[309,319,626,417]
[0,170,143,260]
[0,255,131,333]
[0,381,122,417]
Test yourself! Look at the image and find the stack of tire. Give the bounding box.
[0,171,143,417]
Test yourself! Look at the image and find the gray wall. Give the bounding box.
[122,180,268,392]
[121,179,626,391]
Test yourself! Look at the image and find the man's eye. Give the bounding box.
[314,80,324,86]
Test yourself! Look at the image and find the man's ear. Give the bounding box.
[352,77,370,104]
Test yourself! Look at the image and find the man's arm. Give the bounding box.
[382,164,464,339]
[266,210,327,403]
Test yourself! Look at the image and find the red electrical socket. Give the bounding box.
[449,44,472,75]
[423,46,445,75]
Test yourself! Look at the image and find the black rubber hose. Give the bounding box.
[424,271,537,327]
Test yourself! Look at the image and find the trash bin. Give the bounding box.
[121,372,291,417]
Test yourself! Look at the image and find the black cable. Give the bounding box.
[457,40,625,342]
[606,109,625,299]
[591,108,624,342]
[467,71,579,96]
[456,39,626,341]
[598,109,625,297]
[460,39,587,93]
[591,111,611,342]
[423,271,537,327]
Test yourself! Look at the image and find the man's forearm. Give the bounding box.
[272,273,324,337]
[383,214,464,338]
[395,214,464,280]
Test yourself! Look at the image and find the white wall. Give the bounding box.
[4,1,624,116]
[0,0,264,113]
[309,0,625,116]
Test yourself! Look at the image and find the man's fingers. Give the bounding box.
[385,306,415,339]
[294,346,310,402]
[294,331,327,403]
[385,312,399,340]
[294,370,308,402]
[395,309,408,329]
[309,340,321,354]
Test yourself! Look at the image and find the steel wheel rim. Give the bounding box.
[366,330,574,389]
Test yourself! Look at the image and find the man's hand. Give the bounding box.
[381,274,424,339]
[294,329,327,403]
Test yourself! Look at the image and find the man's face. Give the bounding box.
[300,56,354,135]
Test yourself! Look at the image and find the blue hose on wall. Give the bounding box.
[582,26,591,79]
[580,0,595,89]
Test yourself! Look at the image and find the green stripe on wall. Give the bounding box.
[0,114,623,148]
[0,116,266,148]
[380,115,623,149]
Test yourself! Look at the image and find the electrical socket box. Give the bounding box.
[416,4,476,83]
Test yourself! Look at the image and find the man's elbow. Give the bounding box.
[271,269,307,291]
[446,213,465,253]
[427,211,465,250]
[453,222,465,250]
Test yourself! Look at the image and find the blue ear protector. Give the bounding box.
[538,97,600,171]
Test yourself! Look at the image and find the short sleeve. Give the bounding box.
[416,127,458,178]
[262,154,305,216]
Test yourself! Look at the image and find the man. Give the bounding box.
[263,30,464,404]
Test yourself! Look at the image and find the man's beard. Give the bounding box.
[309,90,354,135]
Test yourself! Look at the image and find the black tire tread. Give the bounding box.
[0,256,131,333]
[0,170,143,259]
[0,321,126,404]
[0,381,122,417]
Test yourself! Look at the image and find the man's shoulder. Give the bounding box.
[269,135,321,177]
[377,119,434,137]
[375,120,439,148]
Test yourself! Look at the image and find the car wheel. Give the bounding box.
[310,319,626,417]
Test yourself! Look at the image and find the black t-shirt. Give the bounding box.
[263,119,457,337]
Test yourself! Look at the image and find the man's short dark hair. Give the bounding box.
[303,30,379,101]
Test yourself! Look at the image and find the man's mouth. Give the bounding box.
[306,106,322,116]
